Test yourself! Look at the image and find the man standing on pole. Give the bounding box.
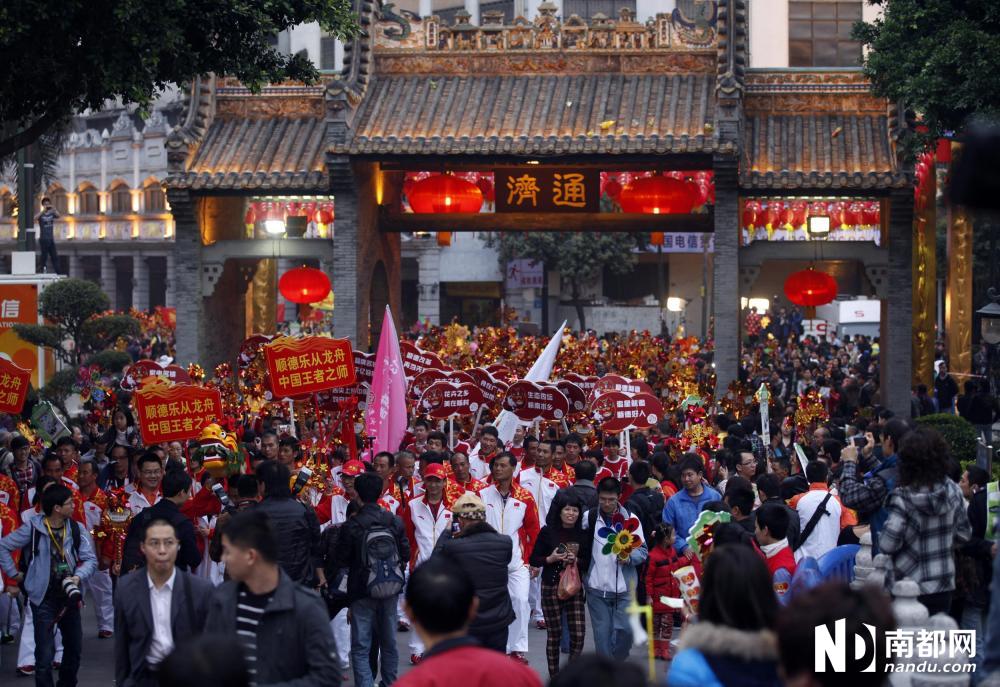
[480,452,539,664]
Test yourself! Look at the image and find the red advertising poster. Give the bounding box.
[419,381,485,419]
[134,379,224,444]
[467,368,508,410]
[353,350,376,385]
[591,391,664,432]
[562,373,598,397]
[554,380,587,413]
[399,341,449,378]
[0,356,32,414]
[122,360,191,390]
[590,376,654,403]
[503,380,569,422]
[264,336,356,399]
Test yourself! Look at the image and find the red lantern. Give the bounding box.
[318,207,334,225]
[780,203,795,230]
[743,200,760,230]
[764,201,780,232]
[437,232,452,247]
[791,201,808,229]
[650,232,664,246]
[619,176,697,215]
[862,201,880,227]
[408,174,483,213]
[808,201,828,219]
[279,266,331,305]
[845,202,864,227]
[829,201,848,229]
[244,206,256,231]
[784,268,838,307]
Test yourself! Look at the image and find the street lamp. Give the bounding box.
[979,287,1000,397]
[979,288,1000,345]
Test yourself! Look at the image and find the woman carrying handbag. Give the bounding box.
[529,492,592,678]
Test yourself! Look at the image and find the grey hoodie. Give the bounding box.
[879,479,971,595]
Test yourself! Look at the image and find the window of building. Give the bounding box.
[78,185,100,215]
[144,182,166,212]
[789,1,862,68]
[320,35,338,71]
[563,0,634,19]
[48,187,69,215]
[110,183,132,214]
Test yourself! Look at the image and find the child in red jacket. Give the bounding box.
[646,523,701,660]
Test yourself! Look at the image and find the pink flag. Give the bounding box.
[365,306,407,456]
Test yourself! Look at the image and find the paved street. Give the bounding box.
[1,599,671,685]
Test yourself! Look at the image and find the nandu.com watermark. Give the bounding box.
[814,619,976,674]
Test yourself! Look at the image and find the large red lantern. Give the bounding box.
[279,266,331,304]
[619,176,697,214]
[783,268,838,307]
[408,174,483,213]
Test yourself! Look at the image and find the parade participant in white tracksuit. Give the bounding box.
[481,452,539,665]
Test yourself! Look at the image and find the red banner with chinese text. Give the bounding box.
[264,336,356,399]
[0,356,32,414]
[591,391,664,432]
[134,379,223,444]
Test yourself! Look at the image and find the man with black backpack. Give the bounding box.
[334,472,410,687]
[0,484,97,687]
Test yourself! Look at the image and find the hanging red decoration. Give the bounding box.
[318,208,334,225]
[742,200,760,230]
[784,268,838,307]
[436,231,452,247]
[603,177,623,200]
[650,232,664,246]
[279,267,331,304]
[619,176,697,214]
[475,176,495,203]
[862,201,880,228]
[408,174,483,213]
[244,206,256,232]
[764,201,780,232]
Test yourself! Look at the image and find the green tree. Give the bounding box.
[854,0,1000,150]
[13,279,140,369]
[486,232,648,331]
[0,0,358,156]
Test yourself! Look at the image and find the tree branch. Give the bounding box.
[0,111,62,158]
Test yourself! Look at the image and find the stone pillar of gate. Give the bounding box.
[712,156,740,401]
[946,142,973,378]
[883,188,915,418]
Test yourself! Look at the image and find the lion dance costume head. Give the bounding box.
[191,423,243,479]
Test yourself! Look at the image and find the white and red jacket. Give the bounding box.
[315,486,350,526]
[127,488,162,516]
[602,454,632,481]
[403,495,453,569]
[481,483,540,568]
[517,468,562,525]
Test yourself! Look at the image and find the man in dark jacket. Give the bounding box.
[254,460,324,585]
[755,473,800,550]
[433,492,514,652]
[121,468,202,574]
[558,458,599,511]
[115,518,214,687]
[206,509,339,686]
[333,472,409,687]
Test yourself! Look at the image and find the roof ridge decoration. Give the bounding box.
[715,0,746,103]
[372,3,719,52]
[166,75,217,175]
[327,0,379,149]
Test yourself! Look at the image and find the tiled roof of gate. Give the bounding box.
[337,73,719,156]
[742,113,907,190]
[171,116,328,191]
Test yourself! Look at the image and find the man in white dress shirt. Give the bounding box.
[114,518,213,687]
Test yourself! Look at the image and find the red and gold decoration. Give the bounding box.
[92,490,133,572]
[741,197,881,244]
[794,388,829,438]
[134,377,224,445]
[264,336,356,399]
[190,423,243,479]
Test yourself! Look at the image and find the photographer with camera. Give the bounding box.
[0,484,97,687]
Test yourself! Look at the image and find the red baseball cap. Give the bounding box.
[423,463,447,480]
[342,460,366,477]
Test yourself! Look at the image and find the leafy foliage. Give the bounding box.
[485,232,648,330]
[914,412,979,465]
[39,368,78,417]
[0,0,358,155]
[88,350,134,374]
[12,278,139,368]
[854,0,1000,151]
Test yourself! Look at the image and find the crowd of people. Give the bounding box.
[0,310,996,686]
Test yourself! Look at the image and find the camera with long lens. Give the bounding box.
[60,574,83,605]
